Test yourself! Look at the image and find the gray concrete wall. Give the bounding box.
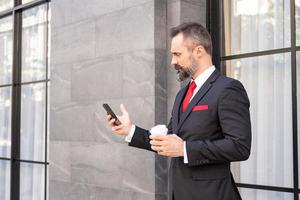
[49,0,206,199]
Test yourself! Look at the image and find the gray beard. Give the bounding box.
[174,64,198,82]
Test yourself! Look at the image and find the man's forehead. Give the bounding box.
[170,44,181,53]
[171,33,185,52]
[171,33,184,44]
[171,37,194,54]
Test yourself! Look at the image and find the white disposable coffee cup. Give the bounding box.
[150,124,168,135]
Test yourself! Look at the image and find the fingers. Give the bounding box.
[150,136,167,152]
[106,114,117,125]
[150,140,164,152]
[108,116,124,131]
[149,134,168,151]
[107,115,121,127]
[149,134,181,157]
[150,139,164,146]
[151,144,170,157]
[105,108,128,136]
[149,134,167,140]
[107,116,116,126]
[111,124,124,132]
[151,145,162,152]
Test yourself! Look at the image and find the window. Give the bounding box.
[209,0,300,199]
[0,0,50,200]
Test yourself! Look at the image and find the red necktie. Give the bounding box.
[182,81,197,112]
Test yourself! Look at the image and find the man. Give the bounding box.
[106,22,251,200]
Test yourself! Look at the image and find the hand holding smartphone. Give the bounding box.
[103,104,122,126]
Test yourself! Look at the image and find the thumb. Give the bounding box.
[120,104,128,115]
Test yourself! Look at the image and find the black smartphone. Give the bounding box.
[103,104,122,125]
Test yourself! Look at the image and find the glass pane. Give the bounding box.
[0,87,11,158]
[22,0,34,4]
[22,4,48,83]
[239,188,293,200]
[0,16,13,85]
[0,0,13,13]
[297,0,300,45]
[20,163,45,200]
[228,53,293,187]
[21,83,46,161]
[223,0,290,55]
[0,160,10,200]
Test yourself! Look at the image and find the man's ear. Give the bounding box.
[195,45,205,58]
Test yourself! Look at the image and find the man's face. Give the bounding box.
[170,33,198,82]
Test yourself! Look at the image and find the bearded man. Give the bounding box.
[106,22,251,200]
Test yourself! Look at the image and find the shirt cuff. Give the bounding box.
[183,141,188,163]
[125,125,136,143]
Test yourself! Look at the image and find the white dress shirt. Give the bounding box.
[125,65,216,164]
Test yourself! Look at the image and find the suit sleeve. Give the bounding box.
[186,80,252,167]
[128,126,152,151]
[128,117,173,151]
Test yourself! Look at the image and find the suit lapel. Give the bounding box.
[173,84,189,132]
[175,70,220,134]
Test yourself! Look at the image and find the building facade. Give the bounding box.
[0,0,300,200]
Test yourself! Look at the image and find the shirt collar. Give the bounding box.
[192,65,216,87]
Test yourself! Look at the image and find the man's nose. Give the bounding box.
[171,56,177,65]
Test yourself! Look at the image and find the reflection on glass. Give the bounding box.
[228,53,293,187]
[22,0,34,4]
[0,87,11,158]
[296,0,300,45]
[239,188,292,200]
[0,161,10,200]
[223,0,290,55]
[0,16,13,85]
[0,0,13,13]
[20,163,45,200]
[22,4,48,83]
[21,83,46,161]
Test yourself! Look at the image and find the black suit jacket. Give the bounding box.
[129,70,251,200]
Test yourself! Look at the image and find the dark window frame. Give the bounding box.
[0,0,50,200]
[207,0,299,199]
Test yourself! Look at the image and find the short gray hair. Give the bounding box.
[170,22,212,55]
